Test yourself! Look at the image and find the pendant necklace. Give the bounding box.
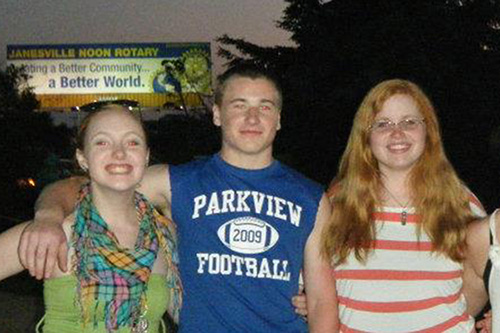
[383,187,411,225]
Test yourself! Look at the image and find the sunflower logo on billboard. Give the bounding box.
[180,49,211,94]
[151,48,211,95]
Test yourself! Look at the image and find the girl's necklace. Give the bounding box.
[383,187,412,225]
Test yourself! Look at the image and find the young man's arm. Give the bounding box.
[19,164,171,280]
[19,176,86,279]
[304,194,338,332]
[138,164,172,216]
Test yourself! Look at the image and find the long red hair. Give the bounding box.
[322,79,476,264]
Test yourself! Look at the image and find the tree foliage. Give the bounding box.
[0,65,39,115]
[0,65,72,224]
[218,0,500,209]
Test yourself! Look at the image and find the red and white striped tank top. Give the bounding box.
[333,197,485,333]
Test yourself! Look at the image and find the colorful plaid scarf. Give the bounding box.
[72,184,182,332]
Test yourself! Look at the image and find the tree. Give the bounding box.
[218,0,500,209]
[0,65,72,226]
[0,65,39,115]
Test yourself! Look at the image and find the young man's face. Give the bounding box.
[213,76,281,165]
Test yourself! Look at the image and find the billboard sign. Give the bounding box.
[7,43,212,96]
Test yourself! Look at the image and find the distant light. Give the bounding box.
[481,43,492,51]
[17,177,37,188]
[488,19,500,30]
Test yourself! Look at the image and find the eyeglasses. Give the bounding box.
[368,118,425,133]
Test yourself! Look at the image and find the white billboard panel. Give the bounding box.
[7,43,212,95]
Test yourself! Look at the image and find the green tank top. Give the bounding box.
[37,274,169,332]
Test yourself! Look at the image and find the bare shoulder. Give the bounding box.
[466,217,490,274]
[146,163,169,176]
[467,217,490,251]
[139,164,171,208]
[308,194,332,240]
[316,194,332,226]
[304,194,333,262]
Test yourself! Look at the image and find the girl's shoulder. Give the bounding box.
[465,216,490,273]
[326,181,342,201]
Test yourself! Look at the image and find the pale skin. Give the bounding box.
[18,76,338,331]
[1,108,169,281]
[0,221,30,281]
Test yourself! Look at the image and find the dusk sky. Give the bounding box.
[0,0,295,75]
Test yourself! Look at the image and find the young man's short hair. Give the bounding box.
[214,64,282,109]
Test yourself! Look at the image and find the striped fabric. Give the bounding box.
[333,195,485,333]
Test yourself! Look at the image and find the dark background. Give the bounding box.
[2,1,500,331]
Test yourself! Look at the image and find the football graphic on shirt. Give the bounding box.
[217,216,279,254]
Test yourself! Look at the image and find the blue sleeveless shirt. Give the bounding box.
[170,154,323,332]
